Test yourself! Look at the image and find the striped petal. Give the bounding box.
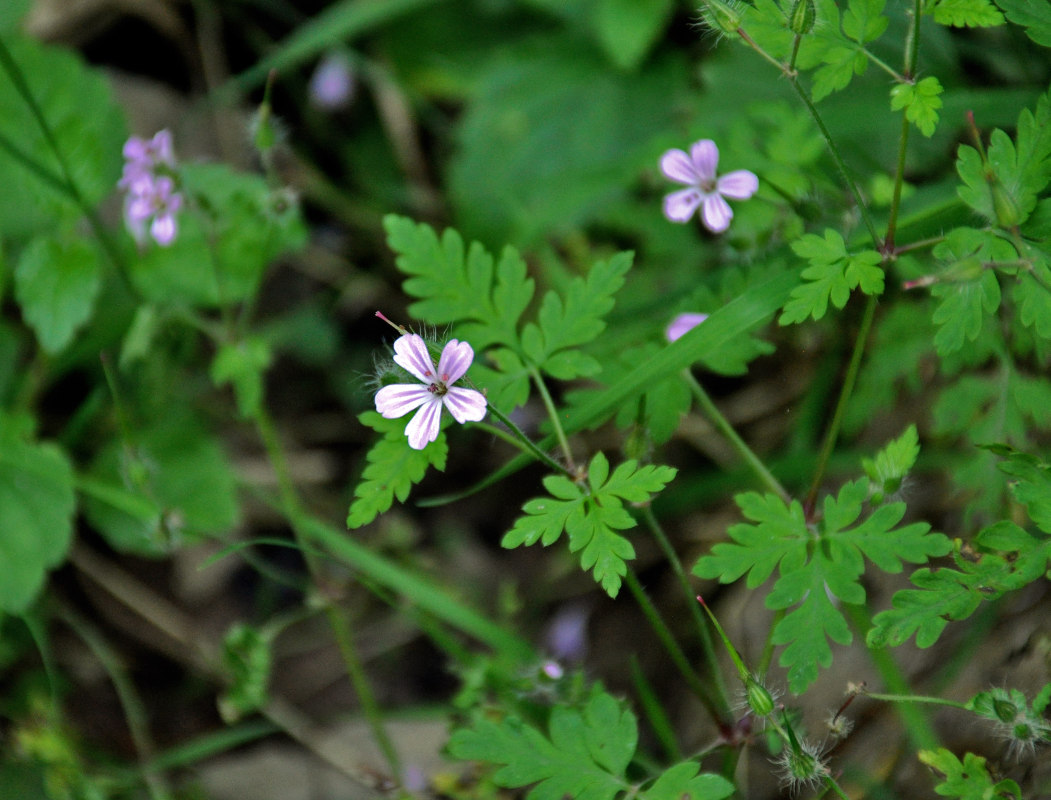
[442,387,487,424]
[405,400,444,449]
[375,383,432,418]
[392,334,436,383]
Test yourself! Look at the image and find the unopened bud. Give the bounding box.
[991,181,1023,228]
[788,0,816,34]
[994,697,1019,723]
[700,0,742,35]
[746,677,776,717]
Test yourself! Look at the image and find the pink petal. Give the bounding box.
[659,148,697,185]
[375,383,432,418]
[717,169,759,200]
[663,188,703,223]
[123,136,149,162]
[665,312,709,343]
[701,193,733,233]
[689,140,719,183]
[392,334,436,383]
[442,387,487,423]
[151,214,178,246]
[405,399,443,449]
[151,130,175,165]
[437,339,474,384]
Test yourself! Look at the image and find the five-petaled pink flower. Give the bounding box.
[660,140,758,233]
[375,334,488,450]
[118,130,183,247]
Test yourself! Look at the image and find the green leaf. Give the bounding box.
[210,337,273,419]
[696,479,948,692]
[0,425,75,613]
[522,252,632,379]
[862,425,919,504]
[592,0,674,71]
[346,411,448,529]
[218,623,271,723]
[504,453,676,597]
[640,762,735,800]
[917,749,1021,799]
[14,234,102,355]
[842,0,889,41]
[779,229,883,324]
[82,416,240,556]
[994,0,1051,46]
[890,76,944,137]
[447,688,636,800]
[0,36,125,238]
[385,214,534,351]
[930,0,1005,27]
[868,521,1051,649]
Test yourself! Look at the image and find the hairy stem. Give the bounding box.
[682,370,790,502]
[529,365,577,472]
[484,402,574,477]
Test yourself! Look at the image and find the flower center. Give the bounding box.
[428,381,448,397]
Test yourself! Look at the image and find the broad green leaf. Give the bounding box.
[0,36,125,238]
[918,749,1020,799]
[347,411,448,529]
[14,234,101,354]
[504,453,675,596]
[994,0,1051,46]
[0,426,75,612]
[640,762,735,800]
[890,76,944,137]
[83,416,240,556]
[592,0,674,71]
[843,0,889,41]
[780,229,883,324]
[931,0,1005,27]
[447,688,636,800]
[696,479,948,692]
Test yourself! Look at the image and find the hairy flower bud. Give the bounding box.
[700,0,742,35]
[788,0,816,34]
[746,677,776,718]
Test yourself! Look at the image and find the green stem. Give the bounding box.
[253,406,404,786]
[863,692,969,711]
[639,506,732,721]
[622,569,728,727]
[786,75,882,248]
[682,370,790,503]
[844,603,940,752]
[804,293,877,511]
[484,402,573,477]
[529,365,576,471]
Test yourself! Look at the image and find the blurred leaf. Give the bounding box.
[128,165,306,307]
[995,0,1051,45]
[890,76,944,137]
[0,36,125,238]
[931,0,1005,27]
[592,0,674,70]
[83,416,239,556]
[449,38,689,245]
[640,762,735,800]
[218,624,272,723]
[0,0,30,32]
[0,423,75,613]
[211,337,273,419]
[14,235,101,355]
[918,749,1020,799]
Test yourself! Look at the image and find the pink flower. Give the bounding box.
[660,139,758,233]
[309,52,356,110]
[118,130,183,247]
[665,312,709,342]
[375,334,488,450]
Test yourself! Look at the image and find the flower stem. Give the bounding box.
[639,506,732,720]
[484,402,574,477]
[253,405,405,787]
[529,366,577,471]
[623,569,731,729]
[682,370,791,503]
[804,293,878,511]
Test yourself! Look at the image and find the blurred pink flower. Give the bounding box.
[660,139,758,233]
[309,52,356,110]
[665,312,709,342]
[375,334,487,450]
[118,130,183,247]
